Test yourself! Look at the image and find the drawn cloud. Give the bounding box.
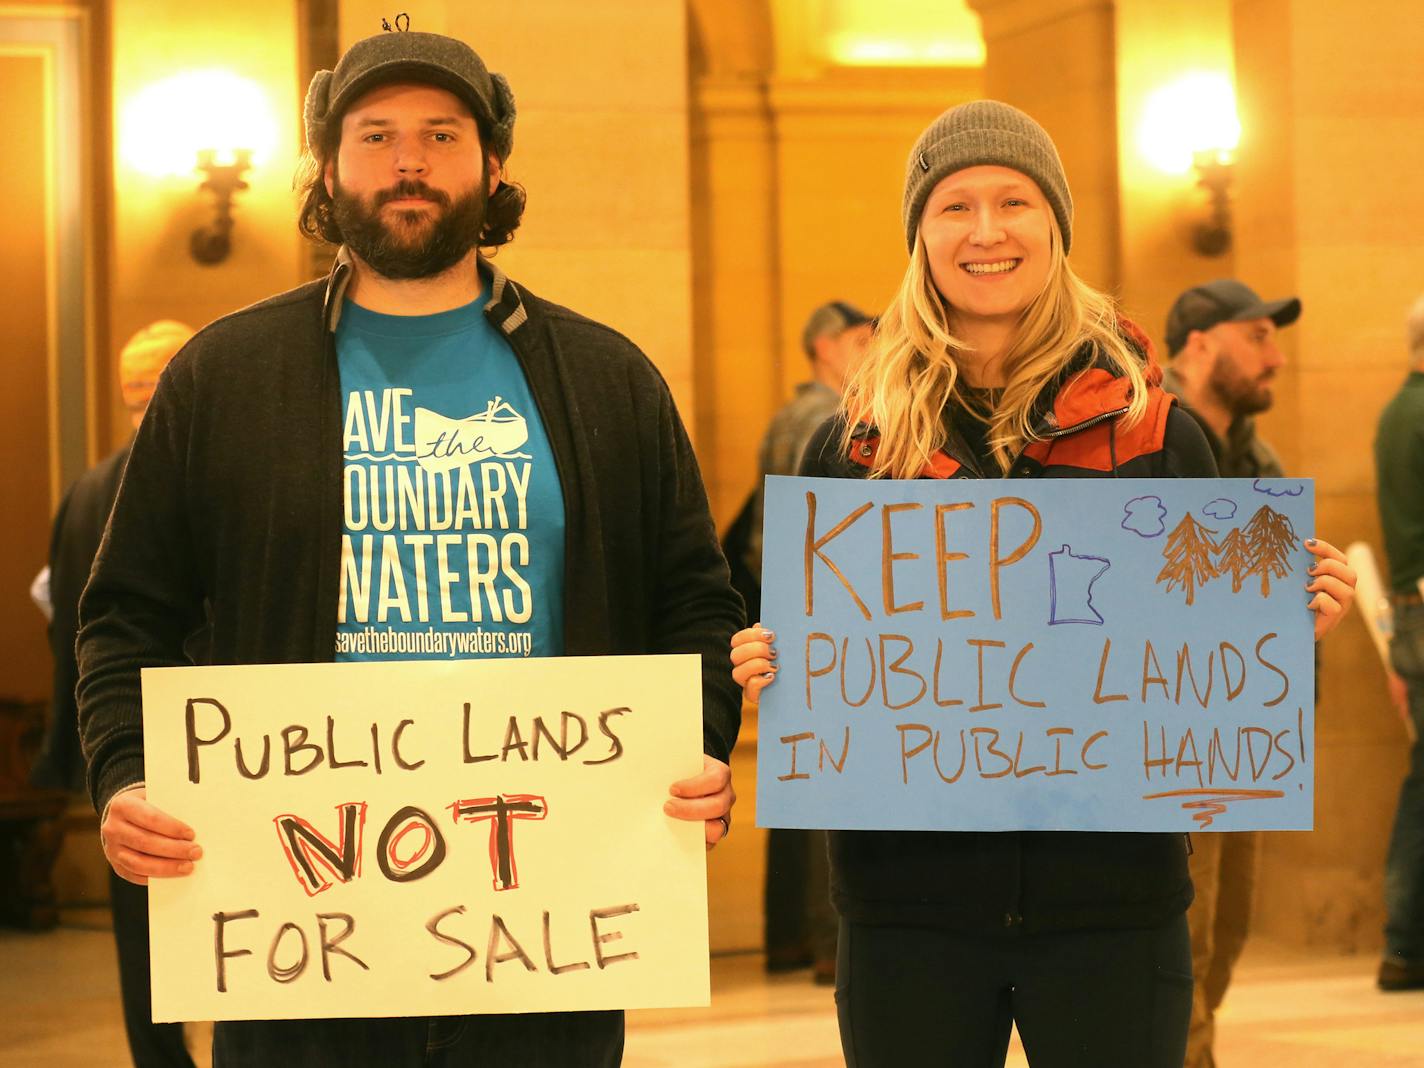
[1253,479,1305,498]
[1121,495,1167,538]
[1203,498,1238,520]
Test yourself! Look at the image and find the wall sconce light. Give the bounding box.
[1138,72,1242,258]
[121,70,279,267]
[1190,148,1233,257]
[191,149,253,264]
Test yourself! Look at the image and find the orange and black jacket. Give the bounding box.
[799,328,1220,934]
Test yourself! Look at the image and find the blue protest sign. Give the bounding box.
[756,476,1315,832]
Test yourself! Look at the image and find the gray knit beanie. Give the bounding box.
[304,30,516,162]
[901,100,1072,254]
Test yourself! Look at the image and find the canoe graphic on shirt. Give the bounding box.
[414,396,532,473]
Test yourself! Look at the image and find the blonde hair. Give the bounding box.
[841,222,1148,477]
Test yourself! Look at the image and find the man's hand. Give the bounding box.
[665,754,735,851]
[101,786,202,886]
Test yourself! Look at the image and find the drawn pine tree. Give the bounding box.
[1155,513,1219,605]
[1241,505,1297,596]
[1214,526,1251,593]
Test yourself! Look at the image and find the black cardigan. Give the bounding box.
[803,356,1220,934]
[77,258,743,815]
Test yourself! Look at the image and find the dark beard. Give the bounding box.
[332,177,488,280]
[1208,355,1273,418]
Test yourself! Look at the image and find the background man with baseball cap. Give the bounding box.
[739,300,873,596]
[77,25,742,1067]
[1163,278,1301,478]
[724,299,872,984]
[1161,277,1301,1068]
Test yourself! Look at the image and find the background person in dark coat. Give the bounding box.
[1375,293,1424,991]
[33,319,195,1067]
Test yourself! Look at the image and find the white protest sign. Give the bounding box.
[142,655,709,1021]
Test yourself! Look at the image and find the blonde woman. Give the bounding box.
[730,101,1356,1066]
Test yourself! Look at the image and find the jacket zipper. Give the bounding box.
[1041,405,1129,440]
[1001,404,1132,477]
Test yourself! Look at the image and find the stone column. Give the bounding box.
[768,67,981,398]
[687,0,783,524]
[969,0,1121,291]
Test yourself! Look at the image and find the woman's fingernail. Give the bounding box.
[1306,538,1317,547]
[769,649,778,660]
[189,846,203,860]
[178,861,193,874]
[760,630,774,641]
[762,671,776,680]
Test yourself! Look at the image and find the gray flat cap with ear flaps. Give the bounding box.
[303,30,515,161]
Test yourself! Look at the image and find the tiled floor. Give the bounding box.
[3,921,1424,1066]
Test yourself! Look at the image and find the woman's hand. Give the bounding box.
[730,623,778,706]
[1306,537,1356,641]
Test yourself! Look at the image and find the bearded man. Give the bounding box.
[1163,279,1299,480]
[1161,277,1302,1068]
[77,28,741,1067]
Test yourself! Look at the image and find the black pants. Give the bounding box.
[212,1010,624,1067]
[835,916,1193,1067]
[110,870,196,1067]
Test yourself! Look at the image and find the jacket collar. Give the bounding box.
[321,247,529,336]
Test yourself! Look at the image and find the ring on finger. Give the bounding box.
[716,815,730,838]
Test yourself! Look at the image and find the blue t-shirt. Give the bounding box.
[334,290,565,661]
